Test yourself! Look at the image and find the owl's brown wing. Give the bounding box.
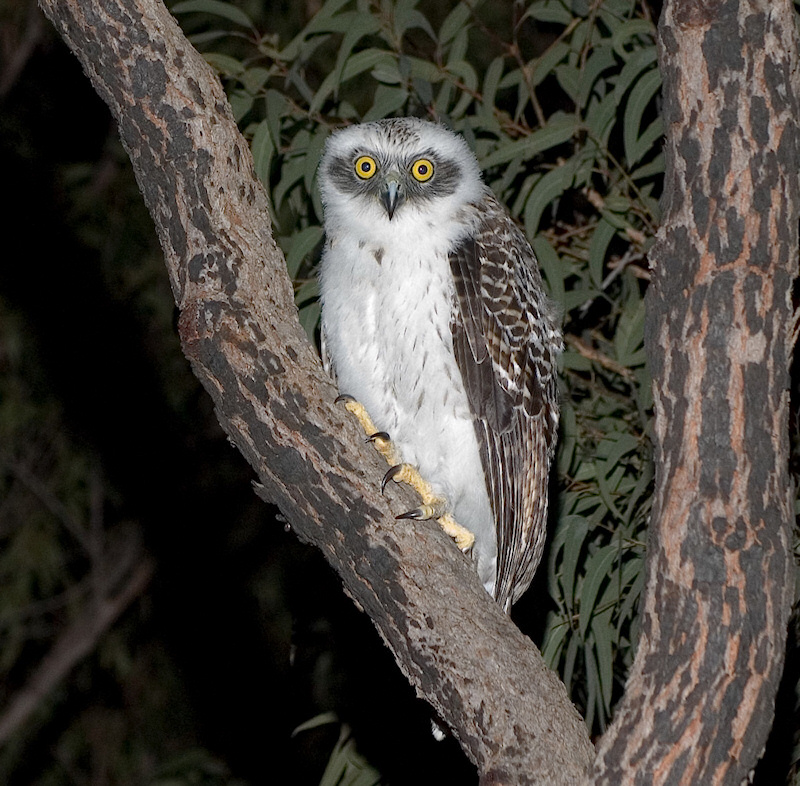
[450,195,561,611]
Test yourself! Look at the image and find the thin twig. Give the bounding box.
[0,553,154,746]
[565,333,634,379]
[8,461,92,552]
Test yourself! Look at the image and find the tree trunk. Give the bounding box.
[36,0,594,782]
[591,2,798,784]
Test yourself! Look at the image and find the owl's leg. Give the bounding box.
[336,395,475,553]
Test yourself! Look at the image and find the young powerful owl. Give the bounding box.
[318,117,562,612]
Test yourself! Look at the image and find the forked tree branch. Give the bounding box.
[36,0,800,783]
[37,0,594,782]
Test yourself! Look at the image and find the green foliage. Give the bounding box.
[294,714,383,786]
[174,0,661,734]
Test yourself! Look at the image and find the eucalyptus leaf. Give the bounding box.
[265,89,288,148]
[623,68,662,166]
[583,639,599,731]
[171,0,254,28]
[480,115,578,169]
[285,226,324,279]
[228,90,253,122]
[482,56,505,111]
[592,607,615,715]
[585,90,620,145]
[533,236,565,308]
[240,66,272,95]
[527,41,571,88]
[250,119,274,188]
[576,47,617,109]
[521,0,574,25]
[563,631,580,693]
[579,545,619,638]
[614,299,646,368]
[202,52,244,77]
[558,515,589,611]
[613,47,658,104]
[310,49,392,115]
[588,217,617,287]
[542,616,569,668]
[523,158,578,237]
[629,116,664,167]
[394,7,435,40]
[304,125,330,192]
[611,18,656,56]
[438,3,471,46]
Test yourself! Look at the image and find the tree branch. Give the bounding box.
[37,0,594,781]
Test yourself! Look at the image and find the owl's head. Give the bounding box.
[318,118,485,227]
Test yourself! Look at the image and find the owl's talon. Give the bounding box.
[396,506,436,521]
[334,394,355,405]
[381,464,403,494]
[381,463,417,493]
[384,464,449,519]
[396,499,445,520]
[368,431,391,444]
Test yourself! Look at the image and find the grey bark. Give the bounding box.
[591,1,799,783]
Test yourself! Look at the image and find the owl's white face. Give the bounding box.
[318,118,485,237]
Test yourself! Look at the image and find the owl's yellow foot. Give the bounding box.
[335,395,401,464]
[437,513,476,554]
[336,395,475,553]
[383,464,475,553]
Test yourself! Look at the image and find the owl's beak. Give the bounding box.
[380,177,404,220]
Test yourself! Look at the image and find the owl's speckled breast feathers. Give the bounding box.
[318,117,561,612]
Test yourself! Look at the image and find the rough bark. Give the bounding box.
[592,1,799,784]
[37,0,594,782]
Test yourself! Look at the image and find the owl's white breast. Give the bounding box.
[319,208,497,592]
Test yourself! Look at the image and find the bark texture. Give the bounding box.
[592,1,799,784]
[37,0,594,782]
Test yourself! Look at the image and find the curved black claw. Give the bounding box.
[396,508,424,521]
[367,431,391,444]
[381,464,404,494]
[334,394,355,405]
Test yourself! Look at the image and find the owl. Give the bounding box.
[318,117,562,612]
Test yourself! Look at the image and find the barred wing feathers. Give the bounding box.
[450,195,561,611]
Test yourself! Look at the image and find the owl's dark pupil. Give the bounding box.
[418,165,428,175]
[361,162,370,172]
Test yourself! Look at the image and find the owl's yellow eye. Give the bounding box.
[411,158,434,182]
[355,155,377,179]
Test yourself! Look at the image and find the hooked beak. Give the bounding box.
[380,177,404,220]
